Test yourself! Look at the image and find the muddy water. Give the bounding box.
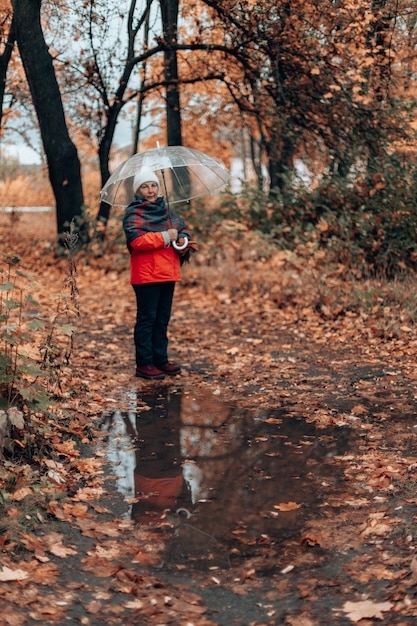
[100,385,354,570]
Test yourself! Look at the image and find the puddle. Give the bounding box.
[100,386,354,570]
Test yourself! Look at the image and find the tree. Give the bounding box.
[57,0,227,228]
[78,0,165,226]
[3,0,416,238]
[0,6,15,134]
[160,0,182,146]
[11,0,86,242]
[132,7,151,154]
[198,0,414,194]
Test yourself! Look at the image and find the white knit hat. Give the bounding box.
[132,167,160,193]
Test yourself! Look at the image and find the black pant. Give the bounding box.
[133,282,175,367]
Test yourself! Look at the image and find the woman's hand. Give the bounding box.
[167,228,178,242]
[178,239,198,255]
[186,240,198,253]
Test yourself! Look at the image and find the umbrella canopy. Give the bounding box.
[100,145,230,208]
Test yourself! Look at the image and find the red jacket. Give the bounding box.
[129,231,181,284]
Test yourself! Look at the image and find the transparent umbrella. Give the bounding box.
[100,145,230,209]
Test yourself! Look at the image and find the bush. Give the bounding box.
[305,155,417,276]
[0,246,78,459]
[200,154,417,277]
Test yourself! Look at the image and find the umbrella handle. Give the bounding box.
[172,236,189,251]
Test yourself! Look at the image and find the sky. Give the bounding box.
[3,117,134,165]
[3,143,41,164]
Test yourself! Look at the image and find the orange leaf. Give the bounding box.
[274,502,301,511]
[10,487,32,501]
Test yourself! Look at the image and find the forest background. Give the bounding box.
[0,0,416,275]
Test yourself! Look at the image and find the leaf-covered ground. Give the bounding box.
[1,211,417,625]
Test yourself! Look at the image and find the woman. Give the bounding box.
[123,166,197,379]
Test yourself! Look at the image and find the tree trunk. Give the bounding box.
[268,133,294,195]
[96,99,124,227]
[0,14,15,133]
[133,8,151,155]
[160,0,182,146]
[11,0,86,244]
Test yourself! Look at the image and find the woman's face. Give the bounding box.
[138,181,159,202]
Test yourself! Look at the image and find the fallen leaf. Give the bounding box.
[340,599,393,622]
[350,404,368,415]
[10,487,32,501]
[166,596,207,615]
[274,502,301,511]
[264,417,282,424]
[0,566,29,581]
[361,523,392,537]
[124,600,144,609]
[49,543,77,558]
[43,532,77,558]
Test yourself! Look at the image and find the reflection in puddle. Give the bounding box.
[101,386,353,570]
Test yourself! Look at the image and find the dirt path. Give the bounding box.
[2,212,417,624]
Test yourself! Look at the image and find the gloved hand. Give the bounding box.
[178,239,198,255]
[187,240,198,253]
